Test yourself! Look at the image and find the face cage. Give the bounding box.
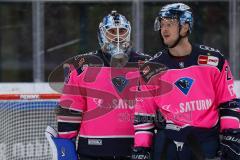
[99,23,131,57]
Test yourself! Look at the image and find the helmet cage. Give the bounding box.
[98,12,131,58]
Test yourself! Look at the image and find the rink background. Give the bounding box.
[0,82,239,97]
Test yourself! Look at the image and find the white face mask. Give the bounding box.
[104,27,131,59]
[98,12,131,65]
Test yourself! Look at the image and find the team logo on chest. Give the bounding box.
[112,76,128,92]
[174,77,194,95]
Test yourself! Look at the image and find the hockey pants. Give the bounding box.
[152,127,220,160]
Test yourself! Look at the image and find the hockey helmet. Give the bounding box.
[154,3,193,33]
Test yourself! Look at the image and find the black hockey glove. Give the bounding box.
[219,129,240,160]
[131,147,151,160]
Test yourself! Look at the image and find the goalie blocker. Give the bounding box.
[45,126,78,160]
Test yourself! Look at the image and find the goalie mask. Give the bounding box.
[98,11,131,66]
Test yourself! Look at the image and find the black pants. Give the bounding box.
[79,155,131,160]
[153,129,220,160]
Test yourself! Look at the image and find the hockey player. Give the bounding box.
[131,3,240,160]
[46,11,150,160]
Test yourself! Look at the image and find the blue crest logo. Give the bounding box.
[174,77,194,95]
[112,76,128,93]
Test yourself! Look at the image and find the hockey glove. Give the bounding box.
[220,129,240,160]
[45,126,78,160]
[132,147,151,160]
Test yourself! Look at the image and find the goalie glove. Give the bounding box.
[131,147,151,160]
[219,129,240,160]
[45,126,78,160]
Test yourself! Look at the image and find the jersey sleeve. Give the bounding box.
[134,58,170,147]
[134,78,158,148]
[214,60,236,104]
[57,69,86,139]
[214,59,239,130]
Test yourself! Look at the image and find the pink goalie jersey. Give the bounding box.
[57,50,150,157]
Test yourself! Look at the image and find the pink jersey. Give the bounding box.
[60,66,138,137]
[57,50,150,157]
[134,44,239,147]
